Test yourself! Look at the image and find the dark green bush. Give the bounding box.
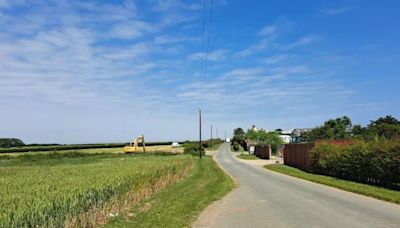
[201,139,223,148]
[232,141,240,151]
[183,143,205,156]
[0,138,25,147]
[310,139,400,189]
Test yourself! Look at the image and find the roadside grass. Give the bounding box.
[265,164,400,204]
[236,154,259,160]
[106,156,236,228]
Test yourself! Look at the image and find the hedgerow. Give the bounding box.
[310,139,400,189]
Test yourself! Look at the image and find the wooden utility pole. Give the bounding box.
[216,127,219,139]
[211,125,213,141]
[224,129,226,141]
[199,109,202,159]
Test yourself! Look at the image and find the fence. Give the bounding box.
[254,145,271,159]
[283,143,315,170]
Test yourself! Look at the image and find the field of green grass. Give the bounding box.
[106,156,235,227]
[0,152,193,227]
[265,164,400,204]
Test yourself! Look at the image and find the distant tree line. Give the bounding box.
[302,115,400,142]
[0,138,25,147]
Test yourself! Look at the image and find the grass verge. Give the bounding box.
[265,164,400,204]
[106,156,235,227]
[236,154,259,160]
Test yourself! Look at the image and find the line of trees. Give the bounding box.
[302,115,400,142]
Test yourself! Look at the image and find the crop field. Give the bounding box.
[0,145,184,157]
[0,152,193,227]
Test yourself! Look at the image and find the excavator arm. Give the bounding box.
[124,134,145,153]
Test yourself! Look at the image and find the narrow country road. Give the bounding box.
[194,143,400,228]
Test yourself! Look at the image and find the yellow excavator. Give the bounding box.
[123,134,146,153]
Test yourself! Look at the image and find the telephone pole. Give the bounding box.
[224,129,226,141]
[211,125,213,141]
[199,109,202,159]
[216,127,218,139]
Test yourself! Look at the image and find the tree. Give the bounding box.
[302,116,353,142]
[366,116,400,139]
[0,138,25,147]
[232,128,245,141]
[245,129,283,152]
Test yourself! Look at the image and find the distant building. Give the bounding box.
[279,135,292,143]
[291,128,311,143]
[275,128,312,143]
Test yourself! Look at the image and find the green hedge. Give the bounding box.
[183,143,205,156]
[310,139,400,190]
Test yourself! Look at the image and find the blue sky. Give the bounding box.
[0,0,399,143]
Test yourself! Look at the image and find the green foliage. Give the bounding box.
[0,153,193,227]
[0,138,25,147]
[304,115,400,142]
[183,143,205,156]
[245,129,283,152]
[302,116,352,142]
[232,128,245,142]
[201,139,223,149]
[232,141,240,151]
[366,116,400,139]
[310,139,400,189]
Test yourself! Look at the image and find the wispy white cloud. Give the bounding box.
[108,20,156,40]
[258,26,277,36]
[188,49,228,61]
[236,38,271,57]
[284,35,323,49]
[151,0,202,12]
[263,55,288,64]
[320,6,352,16]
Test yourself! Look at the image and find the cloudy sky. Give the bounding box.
[1,0,399,143]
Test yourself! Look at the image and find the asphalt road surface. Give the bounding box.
[194,143,400,228]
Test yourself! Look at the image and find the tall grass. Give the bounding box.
[0,153,193,227]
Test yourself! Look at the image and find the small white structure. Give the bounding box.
[171,142,180,148]
[249,145,255,154]
[279,135,292,143]
[225,138,230,143]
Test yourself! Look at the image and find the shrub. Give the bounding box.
[310,138,400,189]
[183,143,205,156]
[0,138,25,147]
[232,141,240,151]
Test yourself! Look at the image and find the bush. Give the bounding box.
[232,141,240,151]
[310,139,400,189]
[0,138,25,147]
[201,139,223,149]
[183,143,205,156]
